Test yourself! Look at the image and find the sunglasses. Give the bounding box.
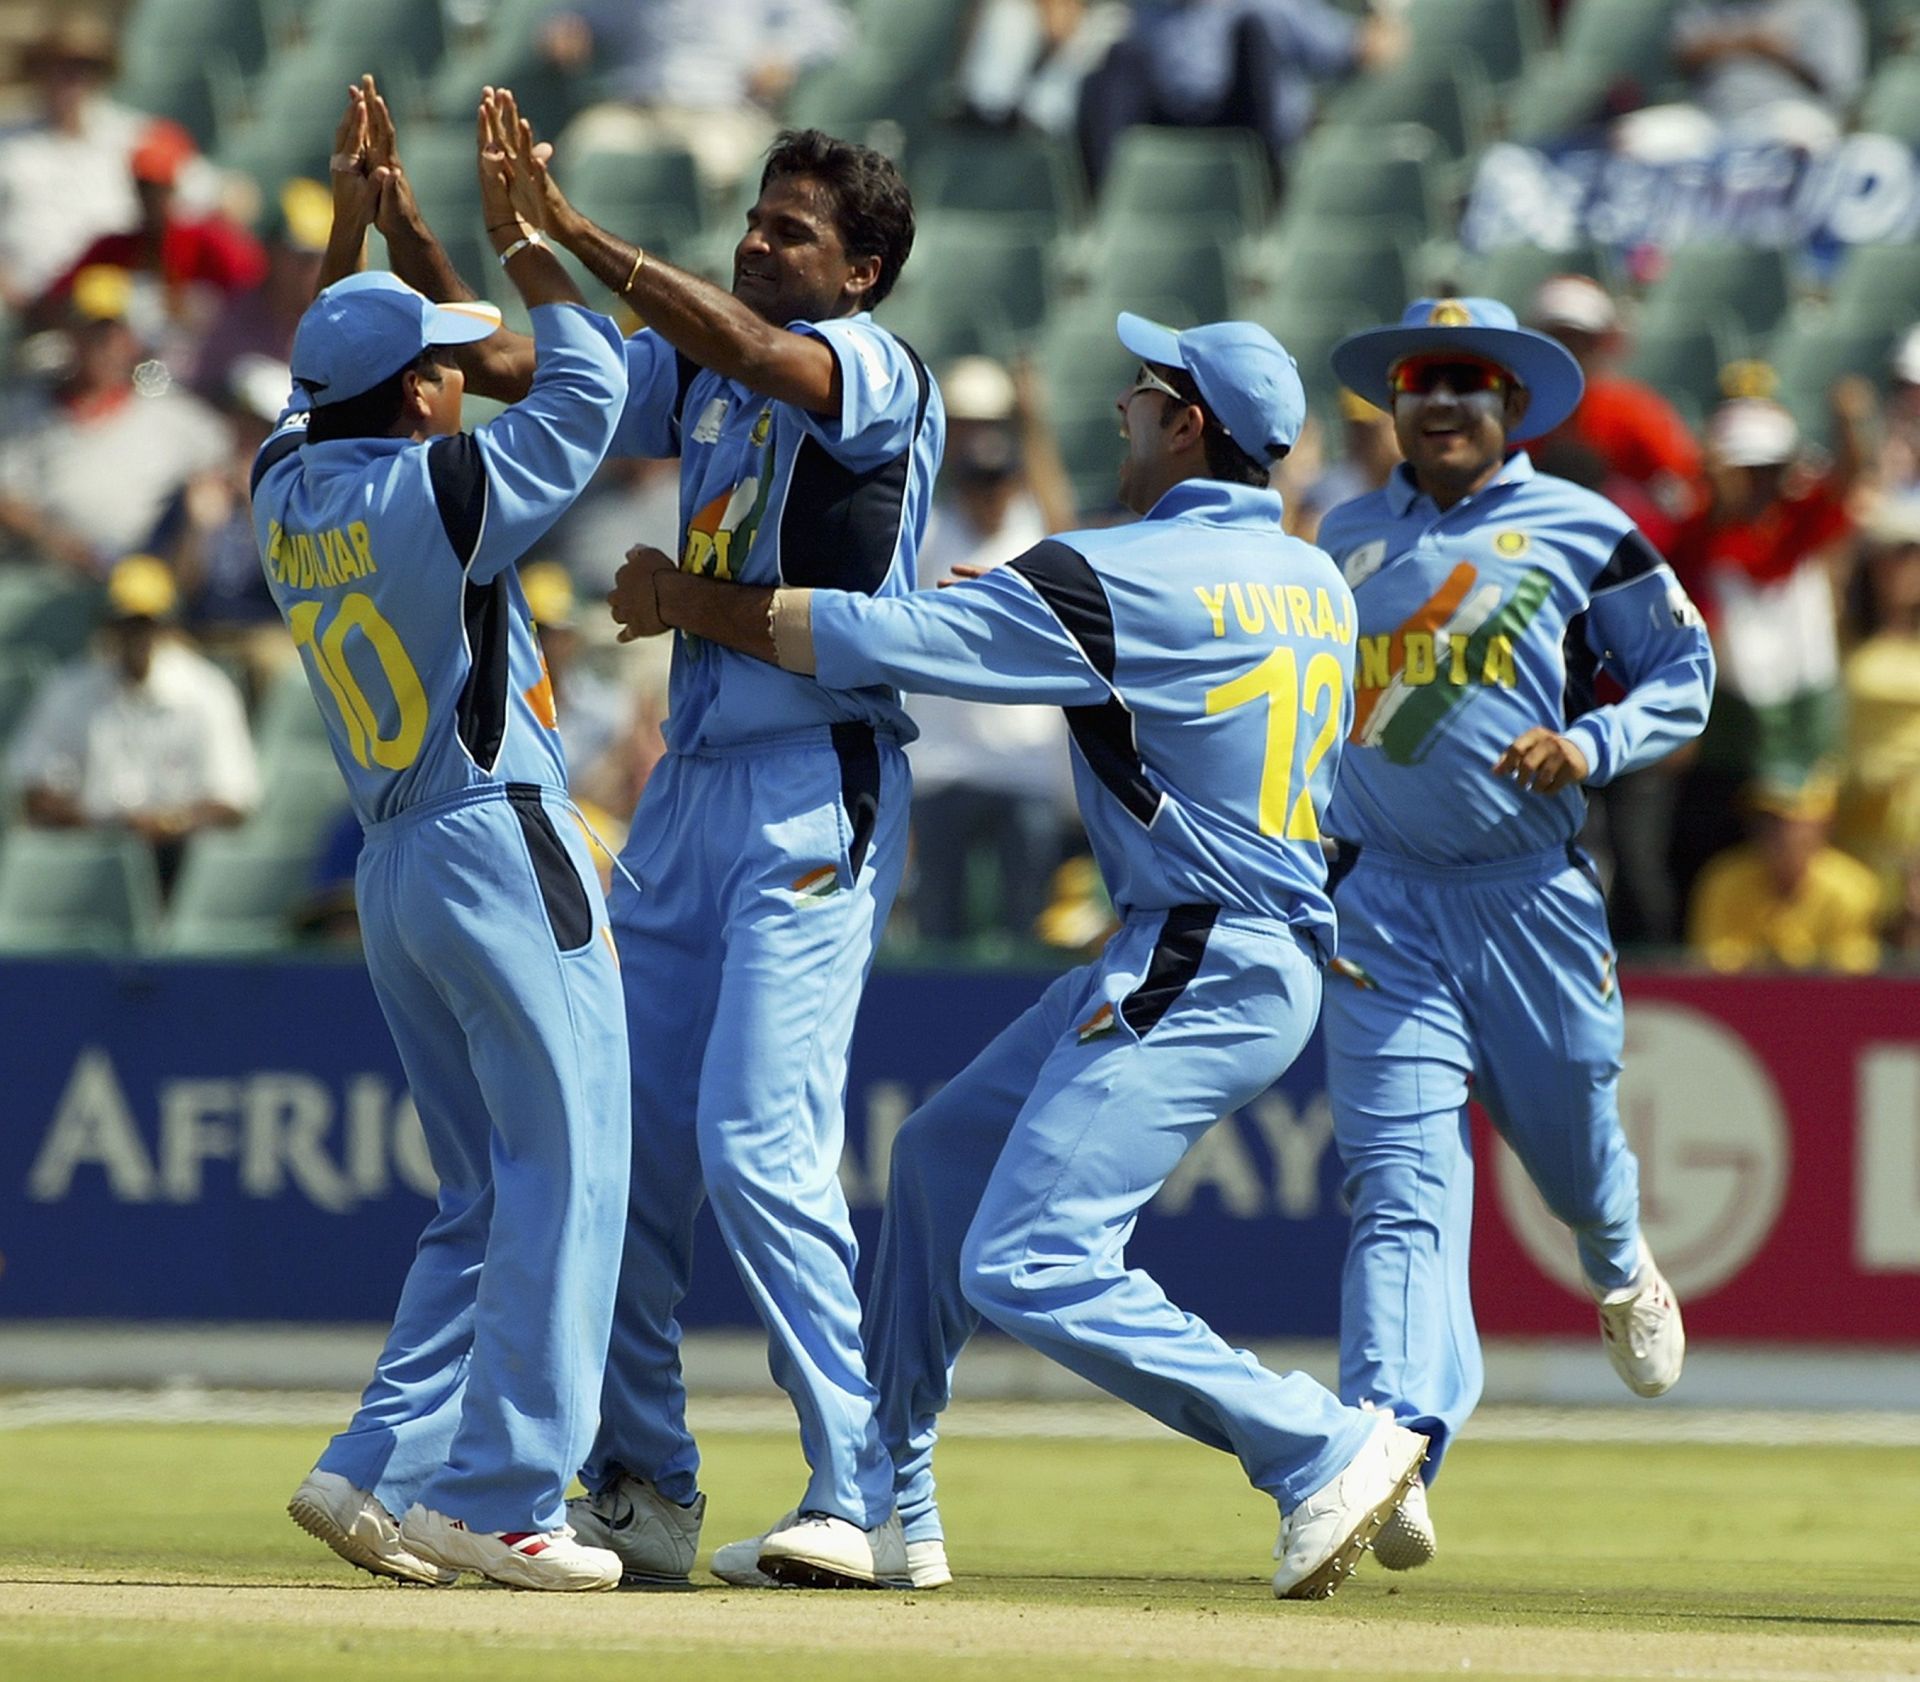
[1128,364,1187,403]
[1387,355,1511,398]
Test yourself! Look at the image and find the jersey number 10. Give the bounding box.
[289,593,430,771]
[1205,647,1343,840]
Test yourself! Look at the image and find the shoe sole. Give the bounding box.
[1372,1520,1437,1572]
[758,1551,911,1591]
[1277,1447,1428,1602]
[287,1495,456,1588]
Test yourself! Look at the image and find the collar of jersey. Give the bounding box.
[1143,477,1285,527]
[1386,448,1533,517]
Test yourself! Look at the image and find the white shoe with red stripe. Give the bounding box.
[1593,1236,1685,1398]
[399,1504,621,1592]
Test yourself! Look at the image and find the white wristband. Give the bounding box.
[498,232,548,267]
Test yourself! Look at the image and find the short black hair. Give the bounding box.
[761,128,915,307]
[1155,363,1277,487]
[302,348,449,445]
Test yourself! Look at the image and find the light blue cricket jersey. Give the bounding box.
[806,479,1356,954]
[1317,453,1715,867]
[614,311,944,753]
[252,303,629,826]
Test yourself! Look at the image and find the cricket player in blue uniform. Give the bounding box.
[1318,298,1715,1571]
[270,87,630,1592]
[611,314,1431,1602]
[372,88,943,1587]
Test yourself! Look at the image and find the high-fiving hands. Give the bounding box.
[477,86,570,241]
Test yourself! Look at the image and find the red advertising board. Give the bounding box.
[1471,970,1920,1342]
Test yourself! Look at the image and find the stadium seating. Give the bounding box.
[1274,126,1442,243]
[160,830,317,953]
[1620,318,1738,430]
[0,830,164,955]
[249,742,353,850]
[906,127,1087,234]
[1093,128,1274,239]
[1858,54,1920,143]
[1638,243,1793,345]
[1318,62,1493,169]
[0,573,104,664]
[306,0,445,77]
[1465,241,1615,315]
[882,215,1054,352]
[1075,229,1239,326]
[1249,225,1413,327]
[1766,307,1899,447]
[1828,241,1920,332]
[563,146,709,266]
[1402,0,1549,88]
[0,649,50,753]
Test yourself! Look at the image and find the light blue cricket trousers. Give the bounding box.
[585,727,909,1529]
[865,905,1377,1545]
[318,783,630,1535]
[1323,844,1643,1477]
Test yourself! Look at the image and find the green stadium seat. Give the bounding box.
[1403,0,1547,86]
[782,66,919,145]
[1248,227,1413,326]
[1033,307,1139,412]
[1094,128,1273,237]
[851,0,970,86]
[0,572,104,661]
[1465,242,1615,315]
[1051,405,1130,512]
[427,0,584,134]
[1858,56,1920,144]
[1860,0,1920,59]
[1557,0,1682,87]
[1619,318,1737,431]
[307,0,446,75]
[1277,126,1440,240]
[1320,63,1492,165]
[1639,243,1792,344]
[900,217,1054,338]
[160,830,315,953]
[220,46,406,197]
[250,742,352,848]
[907,127,1088,232]
[115,49,224,147]
[872,285,1007,364]
[1504,54,1616,143]
[120,0,269,75]
[564,146,705,259]
[0,649,50,751]
[1828,242,1920,333]
[1077,230,1240,326]
[1766,309,1899,448]
[0,830,163,954]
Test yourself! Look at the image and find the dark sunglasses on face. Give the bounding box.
[1387,355,1511,399]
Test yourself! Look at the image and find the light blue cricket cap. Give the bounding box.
[291,270,502,407]
[1331,296,1586,441]
[1116,311,1307,462]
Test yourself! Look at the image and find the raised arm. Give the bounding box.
[497,90,843,415]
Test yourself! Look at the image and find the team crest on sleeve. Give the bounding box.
[1340,538,1389,588]
[1493,529,1530,557]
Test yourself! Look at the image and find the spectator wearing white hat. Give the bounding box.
[1667,385,1873,898]
[906,355,1079,945]
[1527,275,1703,550]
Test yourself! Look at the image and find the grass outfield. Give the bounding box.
[3,1408,1918,1682]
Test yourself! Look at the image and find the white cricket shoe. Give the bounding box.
[758,1509,911,1590]
[1594,1237,1685,1398]
[566,1476,705,1585]
[905,1537,953,1590]
[1371,1474,1437,1571]
[1271,1415,1428,1600]
[400,1504,621,1592]
[287,1470,457,1587]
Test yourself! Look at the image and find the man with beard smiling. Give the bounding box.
[1315,298,1715,1575]
[370,84,944,1591]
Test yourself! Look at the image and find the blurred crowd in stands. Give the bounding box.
[0,0,1918,973]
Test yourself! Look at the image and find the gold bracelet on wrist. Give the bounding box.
[621,247,647,295]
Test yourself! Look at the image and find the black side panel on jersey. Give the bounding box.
[1008,540,1161,826]
[779,342,931,593]
[249,429,304,497]
[457,574,511,770]
[1594,526,1664,592]
[1563,610,1602,724]
[1121,904,1219,1037]
[830,721,880,878]
[507,783,594,952]
[427,432,489,567]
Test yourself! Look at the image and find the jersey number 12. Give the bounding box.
[289,593,429,771]
[1205,647,1342,840]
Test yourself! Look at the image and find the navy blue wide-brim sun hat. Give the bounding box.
[1330,296,1585,442]
[1116,311,1307,462]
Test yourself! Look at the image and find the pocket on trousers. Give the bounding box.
[508,785,595,953]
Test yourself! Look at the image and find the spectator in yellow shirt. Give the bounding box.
[1688,772,1882,971]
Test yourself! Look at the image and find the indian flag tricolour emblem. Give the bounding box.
[1076,1003,1117,1042]
[791,866,840,904]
